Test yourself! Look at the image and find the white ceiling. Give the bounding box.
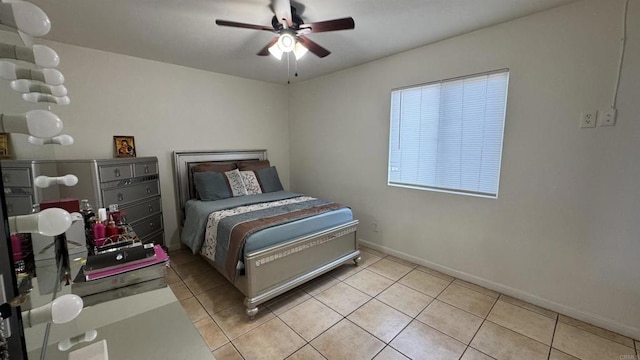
[29,0,576,84]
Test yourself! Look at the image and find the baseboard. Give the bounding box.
[358,239,640,340]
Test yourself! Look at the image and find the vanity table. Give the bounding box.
[25,283,215,359]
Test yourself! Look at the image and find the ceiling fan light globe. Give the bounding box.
[293,42,308,60]
[277,33,295,53]
[268,44,283,60]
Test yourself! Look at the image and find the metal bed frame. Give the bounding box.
[173,150,360,317]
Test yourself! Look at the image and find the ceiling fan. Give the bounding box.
[215,0,355,60]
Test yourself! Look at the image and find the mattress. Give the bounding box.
[181,191,353,255]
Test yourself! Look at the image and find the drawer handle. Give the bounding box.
[146,187,151,194]
[144,165,149,174]
[117,193,124,201]
[7,203,13,213]
[3,174,9,183]
[115,169,121,177]
[148,205,153,213]
[149,222,154,229]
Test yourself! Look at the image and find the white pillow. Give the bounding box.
[241,171,262,195]
[224,169,248,196]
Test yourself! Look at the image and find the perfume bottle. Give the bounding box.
[11,234,25,273]
[105,214,118,242]
[117,210,128,235]
[80,199,96,253]
[92,221,105,247]
[79,200,95,225]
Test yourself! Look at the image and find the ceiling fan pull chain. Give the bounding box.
[287,52,290,84]
[294,57,298,78]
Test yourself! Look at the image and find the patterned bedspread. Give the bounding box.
[200,196,347,281]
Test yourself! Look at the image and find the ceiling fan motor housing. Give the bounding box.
[271,6,303,30]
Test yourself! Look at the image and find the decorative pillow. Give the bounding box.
[190,162,236,199]
[225,169,248,197]
[193,172,232,201]
[237,160,271,171]
[241,171,262,195]
[255,166,284,193]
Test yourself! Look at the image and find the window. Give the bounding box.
[388,69,509,198]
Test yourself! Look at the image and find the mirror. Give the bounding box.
[0,28,73,359]
[0,21,208,359]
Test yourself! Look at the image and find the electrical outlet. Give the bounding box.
[580,111,597,128]
[372,221,379,232]
[600,108,616,126]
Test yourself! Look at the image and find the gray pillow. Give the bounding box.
[256,166,284,193]
[193,171,231,201]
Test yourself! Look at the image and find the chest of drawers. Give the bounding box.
[0,160,60,217]
[56,157,164,245]
[1,158,165,246]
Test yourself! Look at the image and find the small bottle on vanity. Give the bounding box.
[105,214,118,242]
[93,208,107,247]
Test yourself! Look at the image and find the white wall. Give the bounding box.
[0,31,290,250]
[289,0,640,338]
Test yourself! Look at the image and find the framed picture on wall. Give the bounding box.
[114,136,136,158]
[0,133,10,159]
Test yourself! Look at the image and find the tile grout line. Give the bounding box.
[465,290,500,352]
[375,273,454,360]
[555,318,637,350]
[175,255,326,359]
[498,294,557,320]
[342,268,397,296]
[317,262,480,359]
[229,342,247,360]
[273,283,362,359]
[373,279,438,354]
[374,283,435,318]
[413,268,456,283]
[376,281,426,360]
[177,260,465,358]
[482,319,553,349]
[547,315,559,360]
[466,346,497,360]
[425,295,489,321]
[172,254,637,360]
[174,272,241,352]
[411,277,497,324]
[272,298,330,356]
[451,279,500,299]
[305,262,425,359]
[364,252,634,350]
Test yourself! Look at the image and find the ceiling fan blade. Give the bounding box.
[272,0,292,27]
[297,36,331,58]
[257,37,279,56]
[299,17,355,33]
[215,20,274,32]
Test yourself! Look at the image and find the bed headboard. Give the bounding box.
[172,150,267,219]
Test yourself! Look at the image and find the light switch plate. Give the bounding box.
[580,111,597,128]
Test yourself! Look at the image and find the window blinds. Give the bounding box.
[388,70,509,198]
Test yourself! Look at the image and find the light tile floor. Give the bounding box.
[166,247,640,360]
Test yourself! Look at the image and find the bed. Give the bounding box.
[173,150,360,317]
